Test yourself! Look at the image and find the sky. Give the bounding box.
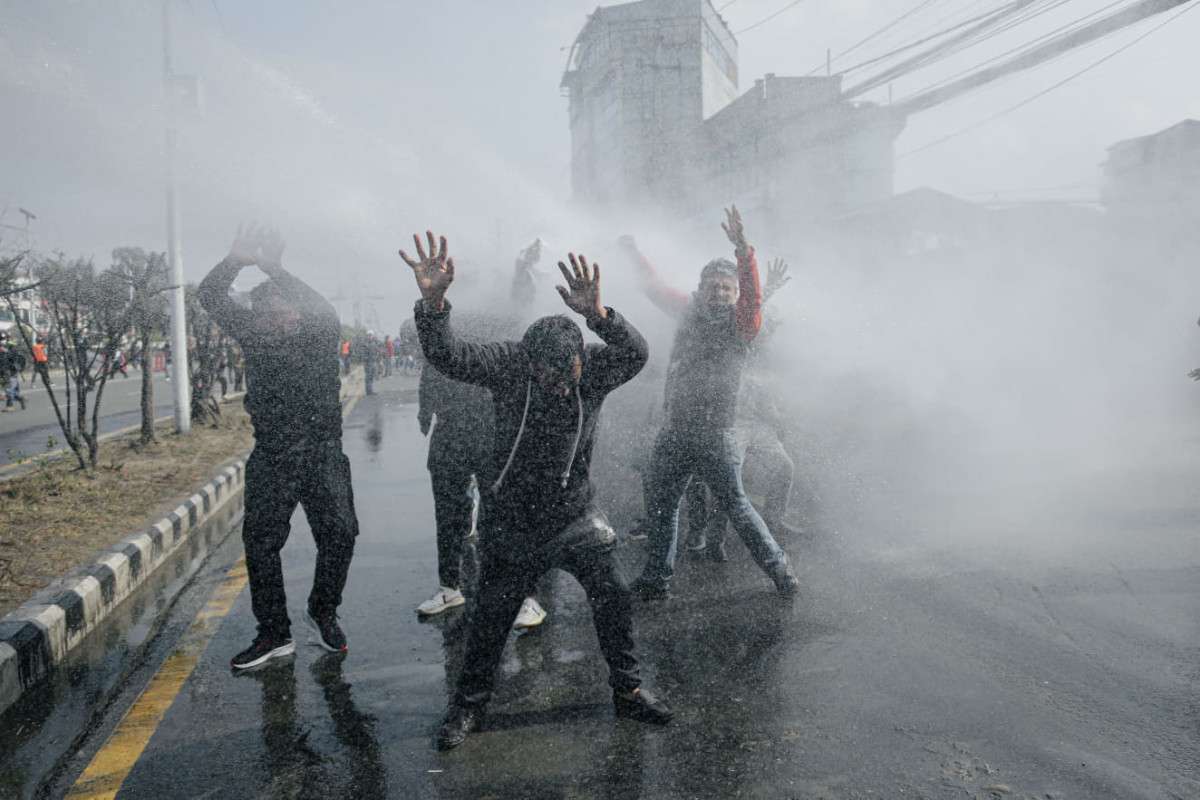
[2,0,1198,328]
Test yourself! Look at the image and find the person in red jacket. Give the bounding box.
[622,207,798,600]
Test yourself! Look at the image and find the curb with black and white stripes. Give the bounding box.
[0,460,246,716]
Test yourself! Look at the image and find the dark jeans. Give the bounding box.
[455,517,641,708]
[642,427,786,584]
[429,459,477,589]
[243,439,360,638]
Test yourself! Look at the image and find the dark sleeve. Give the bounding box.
[197,258,254,338]
[582,308,649,395]
[414,300,519,388]
[418,362,436,428]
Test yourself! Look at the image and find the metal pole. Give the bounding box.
[164,0,190,433]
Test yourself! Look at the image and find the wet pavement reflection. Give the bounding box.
[19,373,1200,799]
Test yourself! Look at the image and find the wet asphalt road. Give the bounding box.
[0,372,174,467]
[15,373,1200,799]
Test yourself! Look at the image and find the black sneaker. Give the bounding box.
[305,608,348,653]
[614,688,673,725]
[436,704,483,751]
[629,575,671,602]
[231,634,295,670]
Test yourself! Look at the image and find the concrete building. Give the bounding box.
[1103,119,1200,222]
[561,0,903,230]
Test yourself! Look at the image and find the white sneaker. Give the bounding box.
[512,597,547,630]
[416,586,465,616]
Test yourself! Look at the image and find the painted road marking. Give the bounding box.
[65,559,248,800]
[63,380,371,798]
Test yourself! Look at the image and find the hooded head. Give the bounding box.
[697,258,739,312]
[522,315,584,397]
[249,281,302,337]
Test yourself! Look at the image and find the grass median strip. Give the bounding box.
[0,407,254,617]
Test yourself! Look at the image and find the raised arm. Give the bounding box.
[198,226,258,338]
[404,230,518,387]
[256,228,338,324]
[556,252,647,393]
[510,237,542,308]
[617,235,689,319]
[722,206,762,343]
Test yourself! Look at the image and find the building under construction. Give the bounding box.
[560,0,901,230]
[561,0,1196,233]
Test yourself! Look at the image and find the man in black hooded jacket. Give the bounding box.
[199,225,359,671]
[402,230,672,751]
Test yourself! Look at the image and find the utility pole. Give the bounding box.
[163,0,191,433]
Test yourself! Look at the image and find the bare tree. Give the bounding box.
[184,285,229,426]
[109,248,171,444]
[12,256,132,469]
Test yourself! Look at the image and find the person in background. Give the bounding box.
[0,335,27,411]
[403,231,671,750]
[199,225,360,670]
[413,237,553,628]
[383,335,395,378]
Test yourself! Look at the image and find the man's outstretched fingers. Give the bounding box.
[446,257,455,278]
[399,249,417,269]
[439,235,448,262]
[558,261,577,288]
[426,230,438,261]
[414,233,428,262]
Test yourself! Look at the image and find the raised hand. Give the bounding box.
[517,238,543,269]
[721,205,749,257]
[556,252,607,322]
[400,230,454,310]
[257,227,286,271]
[227,224,261,267]
[764,257,791,300]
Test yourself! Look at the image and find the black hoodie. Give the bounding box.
[414,300,647,554]
[199,260,343,453]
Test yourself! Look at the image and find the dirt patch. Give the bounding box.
[0,404,254,617]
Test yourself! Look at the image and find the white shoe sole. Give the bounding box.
[416,595,466,617]
[512,606,547,630]
[231,641,295,670]
[305,610,345,652]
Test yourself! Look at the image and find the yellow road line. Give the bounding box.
[65,559,248,800]
[65,380,367,798]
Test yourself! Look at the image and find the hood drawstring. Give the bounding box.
[490,381,585,495]
[491,380,532,495]
[560,385,584,489]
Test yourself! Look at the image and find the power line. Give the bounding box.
[897,0,1136,103]
[807,0,944,75]
[735,0,811,35]
[899,0,1200,158]
[833,3,1019,78]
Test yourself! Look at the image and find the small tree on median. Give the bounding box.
[109,248,171,445]
[184,284,229,426]
[24,256,132,470]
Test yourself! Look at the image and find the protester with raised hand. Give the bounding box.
[403,230,671,751]
[621,207,799,600]
[199,225,360,670]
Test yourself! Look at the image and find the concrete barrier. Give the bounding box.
[0,367,365,716]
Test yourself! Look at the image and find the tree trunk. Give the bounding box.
[140,330,156,444]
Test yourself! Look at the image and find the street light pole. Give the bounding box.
[163,0,191,433]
